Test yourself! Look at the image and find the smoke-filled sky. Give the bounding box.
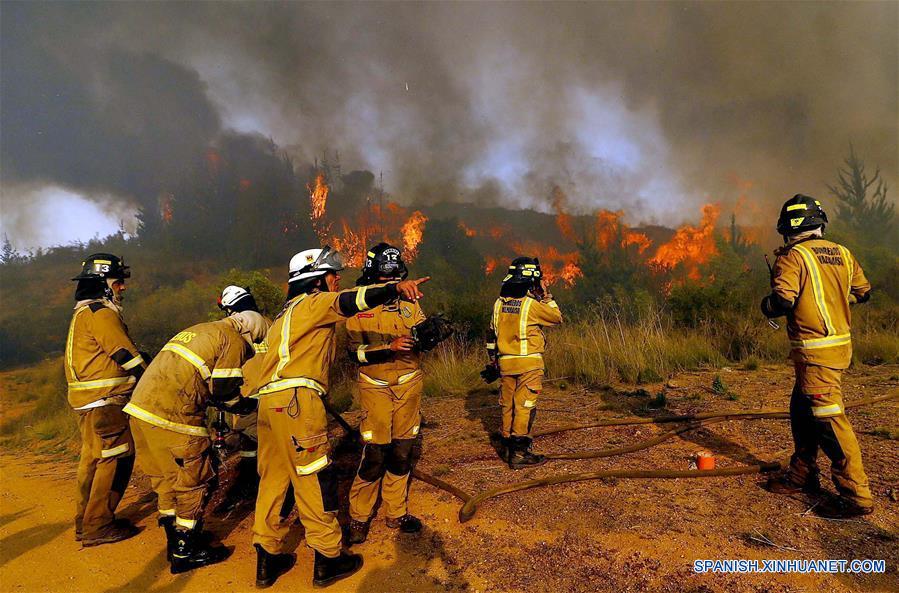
[1,1,896,250]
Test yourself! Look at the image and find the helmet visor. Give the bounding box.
[314,246,346,272]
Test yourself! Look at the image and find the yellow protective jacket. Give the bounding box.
[239,332,272,397]
[65,300,145,409]
[345,299,426,386]
[124,319,253,436]
[772,238,871,369]
[487,295,563,375]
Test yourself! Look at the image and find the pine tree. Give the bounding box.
[0,234,19,265]
[827,146,894,240]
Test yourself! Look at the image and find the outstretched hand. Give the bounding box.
[396,276,430,301]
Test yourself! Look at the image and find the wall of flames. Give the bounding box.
[461,186,733,289]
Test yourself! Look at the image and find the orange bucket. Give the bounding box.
[696,451,716,471]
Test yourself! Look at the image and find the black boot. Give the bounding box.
[169,525,231,575]
[499,436,512,463]
[255,543,295,589]
[385,514,422,534]
[765,472,820,496]
[815,496,874,519]
[346,518,370,545]
[508,436,546,469]
[159,516,177,561]
[312,550,363,588]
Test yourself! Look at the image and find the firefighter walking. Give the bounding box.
[66,253,147,547]
[124,311,266,573]
[762,194,874,518]
[345,244,428,544]
[249,246,429,589]
[485,257,562,468]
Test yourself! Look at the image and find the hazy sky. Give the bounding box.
[1,1,896,249]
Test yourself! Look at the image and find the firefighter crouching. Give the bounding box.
[345,243,439,544]
[250,246,429,589]
[213,285,273,513]
[762,194,874,518]
[485,257,562,469]
[123,311,266,573]
[66,254,147,546]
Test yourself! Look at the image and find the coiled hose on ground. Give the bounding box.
[409,390,898,522]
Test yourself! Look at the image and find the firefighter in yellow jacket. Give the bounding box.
[66,253,147,547]
[345,243,428,544]
[485,257,563,468]
[124,311,267,573]
[762,194,873,518]
[250,246,429,589]
[213,285,273,513]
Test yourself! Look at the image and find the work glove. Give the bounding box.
[480,362,500,384]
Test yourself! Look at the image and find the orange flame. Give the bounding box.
[159,192,174,224]
[308,173,428,266]
[592,209,653,253]
[308,172,329,222]
[509,242,582,287]
[331,221,367,268]
[459,221,477,237]
[649,204,720,280]
[401,211,428,259]
[484,256,498,275]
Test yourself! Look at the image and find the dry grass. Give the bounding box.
[0,357,78,449]
[545,311,725,385]
[2,307,896,451]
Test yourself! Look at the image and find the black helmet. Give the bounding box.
[776,194,828,236]
[357,242,408,286]
[503,256,542,286]
[72,253,130,281]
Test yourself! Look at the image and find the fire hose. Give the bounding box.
[409,390,899,522]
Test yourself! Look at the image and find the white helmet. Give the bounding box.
[288,246,345,283]
[220,285,252,310]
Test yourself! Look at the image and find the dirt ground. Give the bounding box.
[1,363,897,593]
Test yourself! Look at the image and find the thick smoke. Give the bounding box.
[1,2,896,247]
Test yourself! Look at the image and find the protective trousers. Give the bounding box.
[786,362,872,507]
[252,387,342,558]
[348,377,422,522]
[231,410,259,459]
[131,419,216,529]
[75,405,134,539]
[499,369,542,438]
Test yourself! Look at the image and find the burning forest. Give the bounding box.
[307,169,429,267]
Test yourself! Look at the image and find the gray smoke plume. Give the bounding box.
[2,1,896,247]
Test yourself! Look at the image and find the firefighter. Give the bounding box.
[250,246,429,589]
[66,253,147,546]
[485,257,562,469]
[213,285,271,513]
[124,310,267,573]
[345,243,427,545]
[762,194,874,518]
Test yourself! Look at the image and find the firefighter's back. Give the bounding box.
[776,237,870,368]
